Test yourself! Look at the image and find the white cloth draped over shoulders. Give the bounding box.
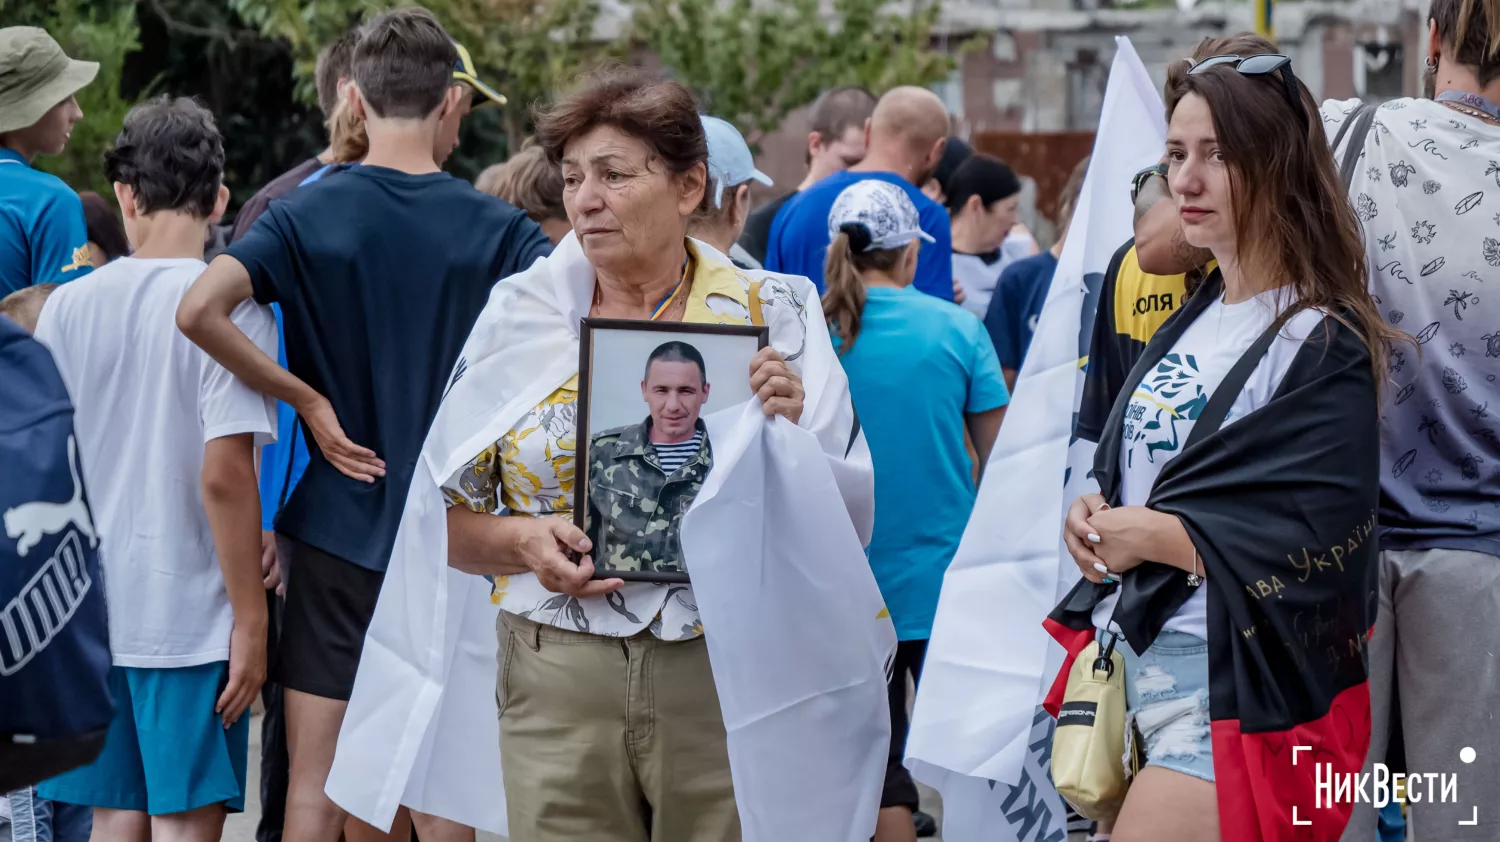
[325,234,892,841]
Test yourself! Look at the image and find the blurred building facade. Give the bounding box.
[747,0,1428,238]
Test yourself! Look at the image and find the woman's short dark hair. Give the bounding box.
[78,192,130,262]
[945,153,1021,214]
[534,69,707,177]
[104,96,224,219]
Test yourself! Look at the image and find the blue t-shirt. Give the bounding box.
[0,149,93,295]
[838,286,1010,640]
[257,304,309,529]
[984,251,1057,373]
[765,170,954,301]
[227,165,552,571]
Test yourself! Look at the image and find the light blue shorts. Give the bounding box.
[1122,629,1214,783]
[37,663,248,815]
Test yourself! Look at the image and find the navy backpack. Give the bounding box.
[0,315,113,791]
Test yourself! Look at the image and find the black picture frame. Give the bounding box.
[575,318,770,583]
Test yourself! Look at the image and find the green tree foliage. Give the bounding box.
[228,0,614,175]
[3,0,325,209]
[2,0,140,197]
[126,1,329,207]
[226,0,379,105]
[4,0,970,212]
[439,0,618,152]
[629,0,973,143]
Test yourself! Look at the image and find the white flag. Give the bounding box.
[904,36,1167,842]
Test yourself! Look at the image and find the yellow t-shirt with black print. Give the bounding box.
[1077,238,1215,444]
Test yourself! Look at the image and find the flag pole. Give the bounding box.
[1255,0,1276,40]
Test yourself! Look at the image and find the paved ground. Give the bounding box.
[225,711,944,842]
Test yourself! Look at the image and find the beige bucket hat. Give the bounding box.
[0,27,99,135]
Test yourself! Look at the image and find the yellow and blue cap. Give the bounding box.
[452,41,505,108]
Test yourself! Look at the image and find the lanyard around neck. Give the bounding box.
[1436,91,1500,122]
[648,259,691,321]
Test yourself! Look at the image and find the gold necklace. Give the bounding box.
[1440,100,1500,125]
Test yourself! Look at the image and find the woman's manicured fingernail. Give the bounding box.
[1102,576,1116,584]
[1087,533,1101,544]
[1093,562,1109,574]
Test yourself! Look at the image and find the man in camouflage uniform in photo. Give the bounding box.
[586,341,714,576]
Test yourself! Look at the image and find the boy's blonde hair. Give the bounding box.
[0,283,59,334]
[326,96,369,165]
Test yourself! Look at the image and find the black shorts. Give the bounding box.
[274,534,384,701]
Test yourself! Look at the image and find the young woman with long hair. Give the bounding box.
[823,179,1010,842]
[1048,52,1402,842]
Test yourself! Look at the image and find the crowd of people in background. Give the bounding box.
[2,0,1499,841]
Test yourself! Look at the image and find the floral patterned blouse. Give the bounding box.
[441,242,808,640]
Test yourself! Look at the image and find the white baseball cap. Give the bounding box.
[827,179,936,253]
[700,115,773,208]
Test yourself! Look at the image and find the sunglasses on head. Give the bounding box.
[1188,53,1308,127]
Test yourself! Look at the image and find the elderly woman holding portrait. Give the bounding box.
[326,70,892,842]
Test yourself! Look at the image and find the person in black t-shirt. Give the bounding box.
[229,28,359,244]
[737,86,875,264]
[176,10,550,842]
[1074,185,1206,448]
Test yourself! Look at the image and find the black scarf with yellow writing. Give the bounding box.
[1043,274,1380,842]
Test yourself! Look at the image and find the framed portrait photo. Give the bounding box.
[575,319,769,583]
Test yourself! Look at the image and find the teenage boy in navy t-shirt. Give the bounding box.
[176,9,550,841]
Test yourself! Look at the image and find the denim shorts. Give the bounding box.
[1121,629,1213,783]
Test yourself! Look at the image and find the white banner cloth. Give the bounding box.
[324,234,894,842]
[903,37,1168,842]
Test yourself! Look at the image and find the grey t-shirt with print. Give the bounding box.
[1325,96,1500,556]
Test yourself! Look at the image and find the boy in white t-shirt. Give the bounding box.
[32,96,276,842]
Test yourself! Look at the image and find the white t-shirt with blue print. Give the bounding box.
[1094,288,1327,641]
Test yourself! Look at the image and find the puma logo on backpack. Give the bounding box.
[4,435,98,557]
[0,317,113,792]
